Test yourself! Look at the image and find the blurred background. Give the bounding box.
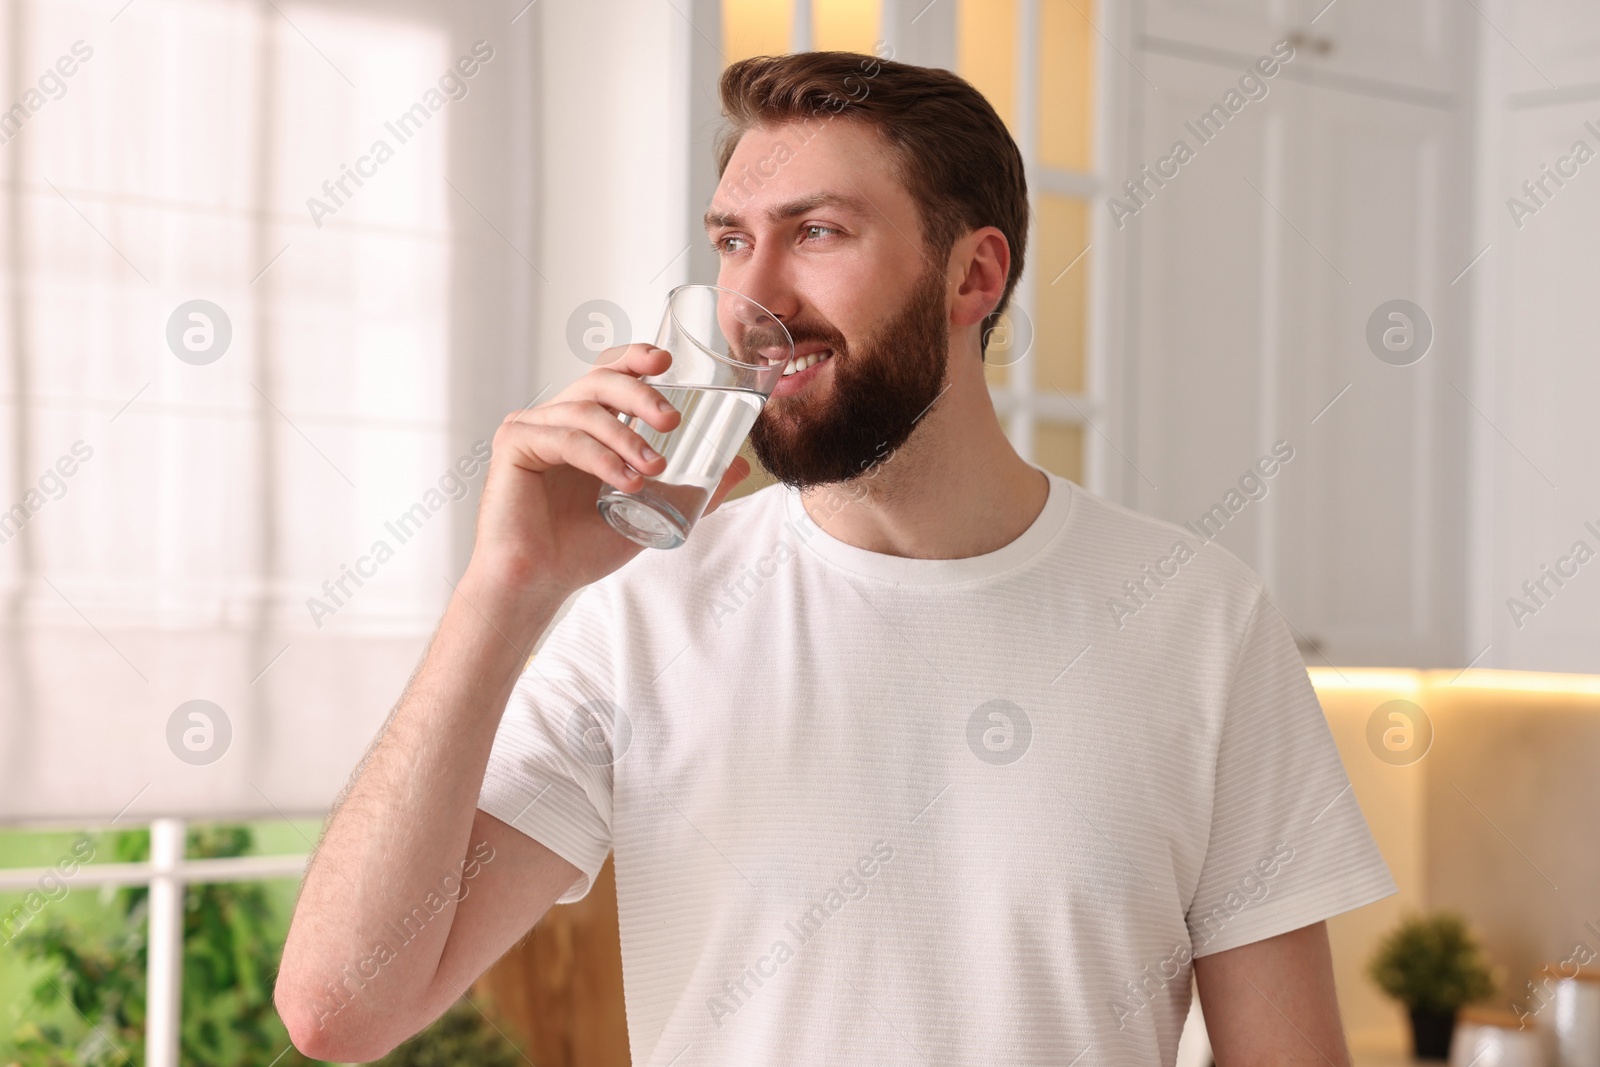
[1,0,1598,1064]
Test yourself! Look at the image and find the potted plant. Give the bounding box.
[1367,910,1498,1061]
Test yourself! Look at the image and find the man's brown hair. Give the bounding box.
[714,50,1029,356]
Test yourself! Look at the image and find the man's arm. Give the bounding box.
[274,343,749,1062]
[274,572,581,1063]
[1193,920,1353,1067]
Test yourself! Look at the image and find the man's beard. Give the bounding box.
[748,262,950,490]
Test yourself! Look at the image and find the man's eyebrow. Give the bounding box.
[702,192,872,231]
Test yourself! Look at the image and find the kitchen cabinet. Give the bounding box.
[1116,4,1475,667]
[1140,0,1463,97]
[1479,73,1600,672]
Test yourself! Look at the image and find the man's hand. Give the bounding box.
[1193,921,1353,1066]
[472,342,750,604]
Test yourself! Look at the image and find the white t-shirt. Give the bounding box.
[478,467,1396,1066]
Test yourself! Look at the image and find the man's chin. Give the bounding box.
[749,432,891,491]
[771,470,861,493]
[752,387,830,442]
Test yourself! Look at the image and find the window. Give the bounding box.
[719,0,1105,490]
[1,2,536,1059]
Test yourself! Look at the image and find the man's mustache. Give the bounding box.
[742,322,849,359]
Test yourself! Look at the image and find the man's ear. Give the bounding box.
[949,226,1010,334]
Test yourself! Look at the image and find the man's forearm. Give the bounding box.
[275,566,565,1046]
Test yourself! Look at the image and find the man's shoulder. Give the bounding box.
[1063,481,1266,603]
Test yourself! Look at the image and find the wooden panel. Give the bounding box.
[475,855,631,1067]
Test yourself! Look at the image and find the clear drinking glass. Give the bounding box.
[597,284,793,550]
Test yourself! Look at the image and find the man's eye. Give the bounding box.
[803,224,837,239]
[713,235,748,254]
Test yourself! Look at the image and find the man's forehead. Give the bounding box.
[727,115,883,164]
[706,121,904,230]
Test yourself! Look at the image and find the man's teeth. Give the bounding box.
[781,350,833,376]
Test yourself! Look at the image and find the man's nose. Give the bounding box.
[729,245,799,330]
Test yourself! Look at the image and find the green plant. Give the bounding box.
[0,825,523,1067]
[3,825,313,1067]
[371,1000,525,1067]
[1367,910,1498,1014]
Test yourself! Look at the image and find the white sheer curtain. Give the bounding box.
[0,0,540,822]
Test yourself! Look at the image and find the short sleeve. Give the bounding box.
[1185,593,1397,955]
[478,581,623,904]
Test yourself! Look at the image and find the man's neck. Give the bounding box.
[796,359,1049,560]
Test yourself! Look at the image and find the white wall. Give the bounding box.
[535,0,702,397]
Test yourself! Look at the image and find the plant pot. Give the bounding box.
[1408,1006,1458,1061]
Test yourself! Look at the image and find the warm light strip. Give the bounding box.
[1307,667,1425,694]
[1306,666,1600,698]
[1423,668,1600,695]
